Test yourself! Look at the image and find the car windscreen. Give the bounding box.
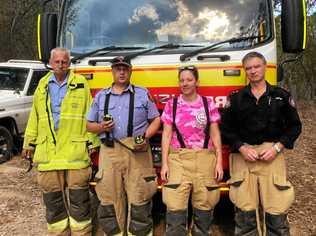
[0,67,29,91]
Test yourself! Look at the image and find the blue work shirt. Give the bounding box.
[48,74,68,130]
[87,84,159,140]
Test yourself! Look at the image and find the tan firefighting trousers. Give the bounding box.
[37,167,92,236]
[95,137,157,235]
[227,142,295,234]
[162,148,220,211]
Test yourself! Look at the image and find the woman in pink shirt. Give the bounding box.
[161,65,223,236]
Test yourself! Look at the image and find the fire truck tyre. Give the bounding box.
[191,208,213,236]
[166,209,187,236]
[265,212,290,236]
[0,126,13,164]
[234,208,258,236]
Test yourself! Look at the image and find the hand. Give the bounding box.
[239,145,259,162]
[88,147,98,156]
[100,120,114,133]
[258,147,277,162]
[160,164,169,183]
[22,149,33,159]
[214,161,224,182]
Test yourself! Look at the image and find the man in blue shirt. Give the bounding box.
[87,56,160,235]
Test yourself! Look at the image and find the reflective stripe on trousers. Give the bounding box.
[37,168,92,235]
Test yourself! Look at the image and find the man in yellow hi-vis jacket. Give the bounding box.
[22,47,99,236]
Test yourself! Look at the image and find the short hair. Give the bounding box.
[242,51,267,66]
[50,47,70,60]
[178,65,199,80]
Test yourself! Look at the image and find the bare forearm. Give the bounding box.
[87,121,103,134]
[211,123,223,161]
[145,116,161,139]
[161,124,172,166]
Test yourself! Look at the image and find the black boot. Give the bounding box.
[191,208,213,236]
[265,212,290,236]
[235,208,259,236]
[166,209,187,236]
[129,201,153,236]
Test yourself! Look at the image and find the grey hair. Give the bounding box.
[242,51,267,66]
[50,47,70,60]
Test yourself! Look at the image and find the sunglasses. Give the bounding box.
[178,65,197,72]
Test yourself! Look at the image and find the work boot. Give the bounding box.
[191,208,213,236]
[265,212,290,236]
[166,209,187,236]
[235,208,259,236]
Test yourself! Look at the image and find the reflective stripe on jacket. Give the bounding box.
[23,70,99,171]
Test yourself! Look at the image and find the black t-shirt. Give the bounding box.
[220,82,302,152]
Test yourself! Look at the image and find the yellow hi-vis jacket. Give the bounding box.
[23,70,100,171]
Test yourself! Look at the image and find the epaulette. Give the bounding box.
[229,89,240,98]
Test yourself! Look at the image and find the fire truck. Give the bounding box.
[37,0,305,233]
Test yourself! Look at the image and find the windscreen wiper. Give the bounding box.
[124,43,190,61]
[71,46,146,64]
[87,43,201,66]
[180,36,265,62]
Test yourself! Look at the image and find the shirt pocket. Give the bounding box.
[134,100,147,126]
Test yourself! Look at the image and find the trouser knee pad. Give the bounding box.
[265,212,290,236]
[191,208,213,236]
[69,188,91,222]
[166,209,187,236]
[129,201,153,236]
[97,204,121,235]
[43,191,68,224]
[235,208,259,236]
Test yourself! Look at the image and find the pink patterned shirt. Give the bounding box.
[161,95,220,149]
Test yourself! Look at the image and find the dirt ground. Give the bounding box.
[0,101,315,236]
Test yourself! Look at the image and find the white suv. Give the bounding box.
[0,60,49,163]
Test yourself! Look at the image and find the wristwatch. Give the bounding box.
[273,143,281,153]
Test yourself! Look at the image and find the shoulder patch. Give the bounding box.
[230,90,239,95]
[224,98,231,108]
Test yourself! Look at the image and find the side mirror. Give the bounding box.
[37,13,58,64]
[281,0,306,53]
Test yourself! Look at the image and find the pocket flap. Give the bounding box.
[71,136,88,142]
[227,173,245,187]
[35,136,46,144]
[144,176,156,182]
[163,183,181,189]
[204,179,220,191]
[273,174,292,190]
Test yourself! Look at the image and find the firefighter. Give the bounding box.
[86,56,160,235]
[22,47,99,235]
[160,65,223,235]
[220,51,302,236]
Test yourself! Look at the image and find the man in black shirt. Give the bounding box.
[220,52,301,236]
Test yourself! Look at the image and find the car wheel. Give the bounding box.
[0,125,13,164]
